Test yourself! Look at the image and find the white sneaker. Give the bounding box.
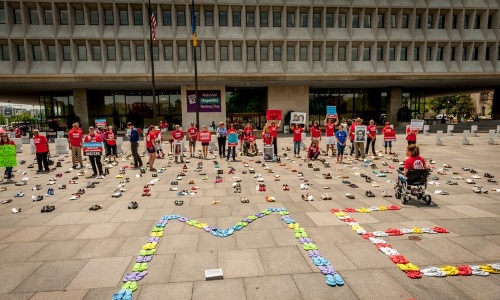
[471,174,481,179]
[96,175,105,179]
[472,185,481,193]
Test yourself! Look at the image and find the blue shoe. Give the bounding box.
[325,274,337,287]
[333,273,344,286]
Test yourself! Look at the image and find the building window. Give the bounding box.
[352,13,359,28]
[438,15,445,29]
[376,47,383,61]
[487,15,493,29]
[105,10,113,25]
[30,9,39,25]
[219,11,227,26]
[90,10,99,25]
[326,46,333,61]
[299,46,307,61]
[17,45,25,61]
[233,46,241,60]
[1,45,10,60]
[273,12,281,27]
[107,46,116,61]
[47,45,56,61]
[485,47,490,60]
[462,47,467,60]
[206,46,214,60]
[313,46,320,61]
[164,46,173,60]
[177,11,185,26]
[62,45,71,61]
[133,10,143,25]
[338,13,346,28]
[178,46,187,61]
[122,45,131,60]
[452,15,457,28]
[247,46,255,61]
[60,9,69,25]
[497,47,500,60]
[32,45,42,61]
[220,46,228,61]
[427,15,433,29]
[351,47,358,61]
[287,46,295,61]
[464,15,469,29]
[389,47,395,61]
[246,12,254,27]
[338,47,346,61]
[0,8,5,24]
[273,46,281,61]
[364,14,371,28]
[377,14,384,28]
[472,47,478,60]
[136,45,144,60]
[44,10,53,25]
[233,11,241,26]
[415,14,421,28]
[75,9,84,25]
[363,47,371,61]
[260,46,268,61]
[163,10,171,26]
[300,13,308,27]
[401,47,407,61]
[326,13,333,28]
[205,11,213,26]
[287,12,294,27]
[450,47,456,60]
[260,11,268,27]
[194,11,200,26]
[474,15,480,29]
[313,13,320,28]
[437,47,444,61]
[14,8,21,24]
[390,14,396,28]
[402,14,408,28]
[119,10,128,25]
[92,45,101,61]
[152,46,159,61]
[78,45,87,61]
[426,47,432,61]
[414,47,420,61]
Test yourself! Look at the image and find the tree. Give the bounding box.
[0,114,6,125]
[426,95,475,118]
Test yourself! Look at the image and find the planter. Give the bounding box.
[283,125,290,134]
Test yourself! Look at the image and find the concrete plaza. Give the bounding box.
[0,131,499,300]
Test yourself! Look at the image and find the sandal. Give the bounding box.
[240,198,249,203]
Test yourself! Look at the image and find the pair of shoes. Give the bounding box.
[128,201,138,209]
[365,191,375,197]
[174,200,184,206]
[89,204,103,211]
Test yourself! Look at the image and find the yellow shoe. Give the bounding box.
[441,265,459,276]
[480,265,500,274]
[356,207,371,213]
[334,212,346,217]
[378,206,387,211]
[398,263,419,271]
[412,227,423,234]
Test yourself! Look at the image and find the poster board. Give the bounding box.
[0,145,17,167]
[383,127,396,141]
[95,118,107,127]
[410,119,424,131]
[290,112,306,124]
[227,133,238,147]
[82,142,103,156]
[174,140,183,157]
[354,126,367,143]
[326,106,337,118]
[266,110,282,121]
[263,145,274,162]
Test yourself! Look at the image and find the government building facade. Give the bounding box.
[1,0,499,130]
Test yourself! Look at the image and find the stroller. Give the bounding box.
[395,168,432,205]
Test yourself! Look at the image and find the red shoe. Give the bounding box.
[344,207,356,212]
[330,208,340,213]
[433,226,449,233]
[362,233,375,239]
[262,185,266,191]
[406,270,422,279]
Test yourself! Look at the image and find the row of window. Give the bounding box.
[2,42,499,62]
[1,5,497,30]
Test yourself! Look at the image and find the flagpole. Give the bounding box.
[192,0,199,130]
[148,0,158,125]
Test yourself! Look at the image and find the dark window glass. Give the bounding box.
[205,11,213,26]
[313,46,320,61]
[260,11,268,27]
[364,14,371,28]
[133,10,143,25]
[464,15,469,29]
[299,46,307,61]
[273,46,281,61]
[247,46,255,61]
[177,11,185,26]
[300,13,307,27]
[178,46,187,61]
[402,14,408,28]
[47,45,56,61]
[136,45,144,60]
[352,14,359,28]
[326,13,333,28]
[438,15,445,29]
[415,14,421,28]
[377,47,383,61]
[33,45,42,61]
[90,10,99,25]
[414,47,420,61]
[389,47,395,61]
[472,47,478,60]
[45,10,53,25]
[92,45,101,61]
[450,47,456,60]
[427,15,433,29]
[485,47,490,60]
[163,10,171,25]
[78,45,87,60]
[220,46,228,61]
[0,8,5,24]
[338,47,346,61]
[378,14,384,28]
[474,15,480,29]
[287,46,295,61]
[338,13,346,28]
[194,46,201,61]
[462,47,467,60]
[105,10,113,25]
[193,11,200,26]
[287,12,294,27]
[75,9,84,25]
[107,45,116,61]
[30,9,39,25]
[401,47,407,61]
[60,9,68,25]
[260,46,268,61]
[437,47,443,61]
[273,12,281,27]
[351,47,358,61]
[1,45,10,60]
[62,45,71,61]
[452,15,457,28]
[363,47,371,61]
[233,46,241,60]
[426,47,432,61]
[390,14,396,28]
[246,12,254,27]
[313,13,320,28]
[122,45,130,60]
[206,46,214,60]
[233,11,241,26]
[219,11,227,26]
[487,15,492,29]
[326,47,333,61]
[164,46,173,60]
[14,8,21,24]
[119,10,128,25]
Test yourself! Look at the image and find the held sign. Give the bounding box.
[266,110,282,121]
[83,142,103,156]
[326,106,337,118]
[227,133,238,147]
[95,118,107,127]
[410,119,424,131]
[0,145,17,167]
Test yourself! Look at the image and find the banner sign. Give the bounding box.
[187,90,221,113]
[199,132,211,143]
[82,142,103,156]
[410,119,424,131]
[326,106,337,118]
[227,133,238,147]
[263,145,274,161]
[95,118,107,127]
[266,110,282,121]
[355,126,367,143]
[290,112,306,124]
[0,145,17,167]
[383,127,396,141]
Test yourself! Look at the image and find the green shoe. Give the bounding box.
[132,263,142,272]
[279,210,289,216]
[261,210,271,215]
[247,215,258,220]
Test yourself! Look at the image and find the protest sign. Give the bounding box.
[0,145,17,167]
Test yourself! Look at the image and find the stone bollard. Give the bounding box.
[447,125,454,136]
[55,138,69,155]
[209,135,218,152]
[462,130,470,145]
[11,138,23,153]
[488,130,496,145]
[471,125,478,137]
[30,139,36,154]
[423,125,430,136]
[436,131,443,146]
[116,137,124,154]
[497,125,500,137]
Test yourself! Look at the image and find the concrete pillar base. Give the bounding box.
[73,89,89,130]
[388,87,402,126]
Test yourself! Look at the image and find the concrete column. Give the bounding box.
[492,87,500,120]
[267,85,309,130]
[387,87,402,125]
[73,89,89,130]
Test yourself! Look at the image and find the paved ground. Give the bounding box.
[0,132,499,300]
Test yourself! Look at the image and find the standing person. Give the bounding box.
[104,125,118,165]
[243,123,253,139]
[126,122,142,168]
[349,118,362,157]
[211,121,216,131]
[268,120,281,156]
[324,117,339,157]
[198,125,211,159]
[187,122,198,158]
[172,125,185,163]
[340,118,348,129]
[335,124,348,163]
[406,126,418,146]
[307,140,320,161]
[216,122,227,158]
[262,124,274,159]
[145,125,157,171]
[84,127,104,178]
[365,120,377,156]
[292,123,303,157]
[309,121,322,148]
[154,126,165,158]
[226,123,238,161]
[382,122,395,154]
[68,122,83,169]
[354,126,366,160]
[33,129,50,173]
[1,133,16,182]
[14,126,21,138]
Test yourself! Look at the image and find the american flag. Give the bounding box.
[150,12,157,41]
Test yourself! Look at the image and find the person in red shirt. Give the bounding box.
[33,129,50,173]
[348,118,362,156]
[104,125,118,164]
[1,133,16,181]
[406,126,418,146]
[226,123,238,161]
[171,125,185,163]
[324,117,339,157]
[144,125,157,170]
[309,121,322,148]
[268,120,281,156]
[84,127,104,177]
[245,131,257,154]
[154,126,165,159]
[398,144,428,183]
[13,126,21,138]
[68,123,83,169]
[365,119,378,155]
[187,122,198,158]
[307,140,320,161]
[292,123,303,157]
[262,125,273,146]
[198,125,211,159]
[382,122,396,154]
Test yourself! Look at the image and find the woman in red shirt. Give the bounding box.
[398,144,428,183]
[365,120,378,155]
[105,125,118,164]
[1,133,16,181]
[292,124,303,157]
[307,140,320,161]
[406,126,418,146]
[198,125,211,159]
[309,121,322,148]
[33,129,50,173]
[84,127,104,178]
[145,125,157,171]
[262,125,273,146]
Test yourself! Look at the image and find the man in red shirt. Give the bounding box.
[84,127,104,177]
[324,117,339,157]
[104,125,118,164]
[268,120,281,156]
[172,125,185,163]
[226,123,238,161]
[292,124,303,157]
[382,122,396,154]
[187,122,198,158]
[365,120,378,155]
[68,123,83,169]
[33,129,50,173]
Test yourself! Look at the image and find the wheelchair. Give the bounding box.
[395,168,432,205]
[243,141,258,156]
